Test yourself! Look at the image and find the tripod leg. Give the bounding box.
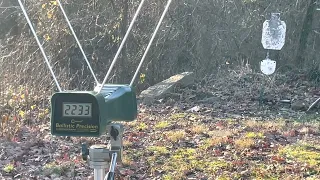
[94,168,106,180]
[105,153,117,180]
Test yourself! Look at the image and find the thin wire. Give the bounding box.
[17,0,62,92]
[97,0,147,93]
[130,0,173,86]
[56,0,99,85]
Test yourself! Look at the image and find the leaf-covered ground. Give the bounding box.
[1,106,320,180]
[121,106,320,180]
[1,70,319,179]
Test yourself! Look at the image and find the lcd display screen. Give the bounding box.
[62,103,92,117]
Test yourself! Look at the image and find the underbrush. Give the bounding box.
[0,85,50,140]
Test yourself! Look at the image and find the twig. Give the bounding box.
[0,6,19,9]
[307,97,320,111]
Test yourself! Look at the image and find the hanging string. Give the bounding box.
[17,0,62,92]
[266,50,270,59]
[56,0,99,85]
[97,0,147,93]
[130,0,173,86]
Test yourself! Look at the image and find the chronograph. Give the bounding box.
[50,85,137,137]
[51,92,101,137]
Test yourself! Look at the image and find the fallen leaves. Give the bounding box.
[271,155,286,163]
[1,72,320,179]
[1,106,320,180]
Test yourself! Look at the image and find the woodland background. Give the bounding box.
[0,0,319,93]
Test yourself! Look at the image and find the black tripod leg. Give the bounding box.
[105,153,117,180]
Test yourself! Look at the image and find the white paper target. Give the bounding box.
[260,58,276,75]
[261,13,286,50]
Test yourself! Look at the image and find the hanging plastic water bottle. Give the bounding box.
[261,13,286,51]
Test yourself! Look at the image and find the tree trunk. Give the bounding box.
[119,0,129,83]
[295,0,317,68]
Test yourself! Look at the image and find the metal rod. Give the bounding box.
[97,0,147,93]
[105,153,117,180]
[130,0,173,86]
[17,0,62,92]
[94,169,105,180]
[109,153,117,172]
[56,0,99,85]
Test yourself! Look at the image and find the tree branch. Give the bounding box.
[307,97,320,111]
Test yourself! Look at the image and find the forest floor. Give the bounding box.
[0,69,320,180]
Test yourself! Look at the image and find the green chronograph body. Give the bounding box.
[50,84,137,137]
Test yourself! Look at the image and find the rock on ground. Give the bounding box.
[140,72,194,104]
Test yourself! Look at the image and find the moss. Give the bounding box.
[155,121,170,129]
[135,122,148,130]
[234,137,255,149]
[278,143,320,166]
[190,124,209,134]
[246,132,265,139]
[169,113,187,120]
[147,146,169,155]
[165,130,186,142]
[163,174,175,180]
[3,163,14,173]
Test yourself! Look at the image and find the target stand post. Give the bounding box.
[259,13,287,107]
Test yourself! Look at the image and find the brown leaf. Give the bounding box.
[283,130,298,137]
[271,155,285,163]
[119,168,135,176]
